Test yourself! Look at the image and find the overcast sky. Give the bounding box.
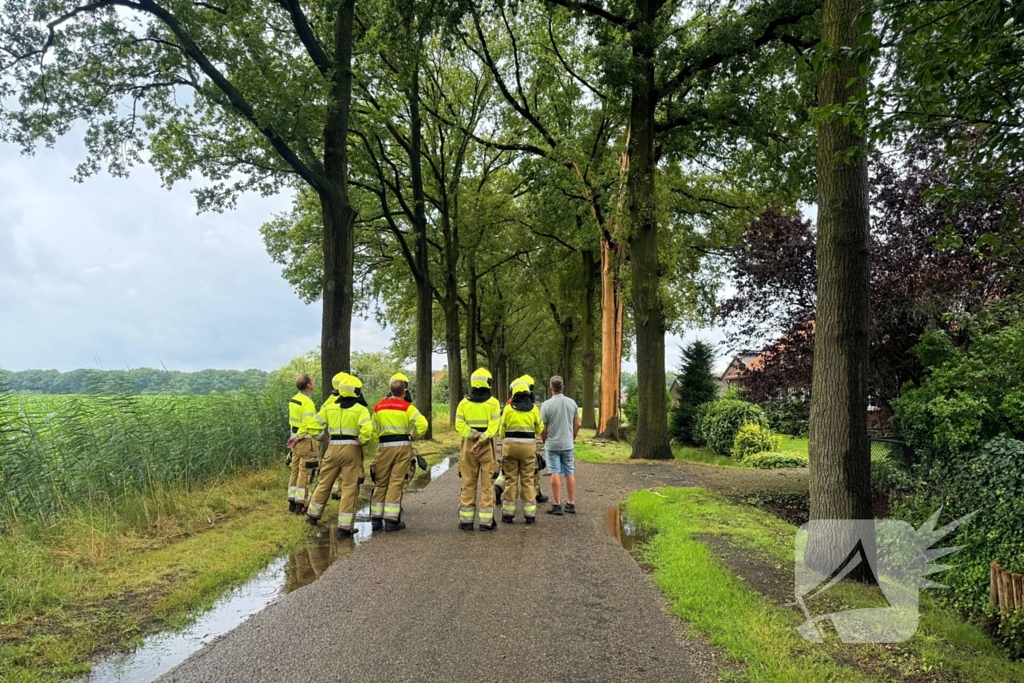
[0,137,729,375]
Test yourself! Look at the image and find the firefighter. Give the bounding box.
[455,368,501,531]
[495,375,549,504]
[499,376,542,523]
[305,373,375,537]
[389,372,414,403]
[370,376,429,532]
[286,373,319,514]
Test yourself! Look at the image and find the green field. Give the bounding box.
[0,391,286,523]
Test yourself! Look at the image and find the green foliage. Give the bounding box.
[894,325,1024,455]
[762,392,811,438]
[893,436,1024,619]
[733,423,781,460]
[869,451,913,493]
[742,452,808,469]
[696,398,770,456]
[669,341,719,445]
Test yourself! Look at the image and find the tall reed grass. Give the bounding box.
[0,376,286,523]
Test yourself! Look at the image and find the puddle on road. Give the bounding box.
[606,506,653,554]
[81,453,456,683]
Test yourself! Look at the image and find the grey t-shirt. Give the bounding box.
[540,394,579,451]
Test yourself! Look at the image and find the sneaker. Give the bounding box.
[306,515,318,526]
[547,504,563,516]
[536,492,550,503]
[525,517,536,525]
[371,518,384,531]
[478,521,497,531]
[459,523,475,531]
[501,516,515,524]
[384,520,406,532]
[565,503,576,514]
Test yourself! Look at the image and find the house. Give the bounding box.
[719,353,764,392]
[432,366,447,384]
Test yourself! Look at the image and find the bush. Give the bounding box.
[892,436,1024,615]
[762,391,810,437]
[696,398,770,456]
[894,324,1024,457]
[742,452,808,469]
[733,423,780,460]
[870,451,913,492]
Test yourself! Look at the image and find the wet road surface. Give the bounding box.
[159,460,715,683]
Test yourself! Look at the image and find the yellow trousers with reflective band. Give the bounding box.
[306,443,362,530]
[459,438,495,526]
[500,441,536,519]
[371,444,412,522]
[288,438,319,506]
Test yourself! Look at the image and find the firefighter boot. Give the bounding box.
[371,519,384,531]
[385,520,406,532]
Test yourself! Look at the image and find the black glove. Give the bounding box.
[536,454,546,471]
[369,465,376,484]
[415,454,428,471]
[305,460,319,470]
[358,476,365,486]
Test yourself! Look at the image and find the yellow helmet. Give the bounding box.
[470,367,493,389]
[510,376,531,395]
[332,372,362,398]
[390,372,410,385]
[520,374,535,388]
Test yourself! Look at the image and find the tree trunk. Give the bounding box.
[598,236,625,439]
[409,63,433,438]
[559,321,576,399]
[467,265,479,370]
[581,248,597,429]
[442,300,463,424]
[627,0,672,460]
[806,0,874,575]
[319,0,356,401]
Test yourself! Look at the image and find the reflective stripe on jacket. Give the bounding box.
[455,397,501,440]
[372,397,428,438]
[310,399,374,444]
[500,404,541,438]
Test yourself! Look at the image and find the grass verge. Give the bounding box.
[623,486,1024,682]
[0,467,308,682]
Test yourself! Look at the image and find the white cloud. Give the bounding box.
[0,138,393,372]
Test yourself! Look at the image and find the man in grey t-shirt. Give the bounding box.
[540,375,581,515]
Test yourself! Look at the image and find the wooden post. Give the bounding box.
[991,561,1000,607]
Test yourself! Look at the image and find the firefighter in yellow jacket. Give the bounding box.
[455,368,501,531]
[287,373,319,514]
[499,376,543,524]
[370,376,429,532]
[304,373,375,537]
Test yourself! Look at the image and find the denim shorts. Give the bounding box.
[545,448,575,475]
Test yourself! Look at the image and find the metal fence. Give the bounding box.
[869,436,914,467]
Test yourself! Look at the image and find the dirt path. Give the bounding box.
[159,460,717,683]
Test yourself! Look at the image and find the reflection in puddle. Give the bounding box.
[606,506,652,554]
[80,454,456,683]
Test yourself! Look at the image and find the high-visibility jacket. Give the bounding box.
[500,404,542,440]
[455,396,501,441]
[309,397,374,445]
[289,392,318,438]
[372,397,428,446]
